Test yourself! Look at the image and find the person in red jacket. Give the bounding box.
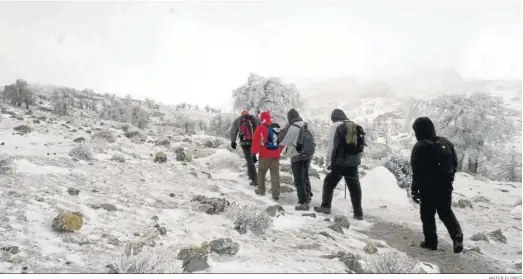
[251,111,285,200]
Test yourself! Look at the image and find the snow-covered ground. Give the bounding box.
[0,105,520,273]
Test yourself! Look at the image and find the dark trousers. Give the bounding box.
[291,159,312,204]
[321,166,362,216]
[241,145,257,184]
[420,189,463,246]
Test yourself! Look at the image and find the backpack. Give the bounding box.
[424,137,455,176]
[263,123,280,150]
[291,123,316,156]
[345,120,366,154]
[238,116,254,143]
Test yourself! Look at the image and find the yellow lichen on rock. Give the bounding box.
[52,211,83,232]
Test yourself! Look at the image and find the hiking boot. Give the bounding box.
[420,241,438,251]
[254,188,265,196]
[295,203,310,211]
[453,234,464,254]
[353,214,363,221]
[272,196,279,201]
[250,181,258,186]
[313,206,331,214]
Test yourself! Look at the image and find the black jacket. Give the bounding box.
[410,117,458,193]
[327,109,361,168]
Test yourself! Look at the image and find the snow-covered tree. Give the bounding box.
[409,92,515,173]
[1,79,34,108]
[232,73,303,123]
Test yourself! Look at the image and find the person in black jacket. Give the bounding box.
[314,109,363,220]
[410,117,463,253]
[230,110,259,186]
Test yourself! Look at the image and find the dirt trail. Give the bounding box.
[362,217,506,273]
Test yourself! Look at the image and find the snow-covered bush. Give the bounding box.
[206,113,236,139]
[92,130,116,143]
[98,97,150,129]
[1,79,34,109]
[112,246,183,274]
[365,251,421,273]
[68,144,93,161]
[224,203,273,235]
[409,92,515,174]
[111,153,126,163]
[232,73,303,123]
[0,153,15,174]
[383,156,412,189]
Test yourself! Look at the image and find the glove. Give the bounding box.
[411,188,421,204]
[231,142,237,150]
[252,155,258,164]
[325,165,332,173]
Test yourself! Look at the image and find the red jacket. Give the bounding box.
[251,111,284,158]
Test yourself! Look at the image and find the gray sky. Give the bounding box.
[0,0,521,108]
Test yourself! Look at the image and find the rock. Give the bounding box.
[320,254,338,259]
[516,198,522,206]
[319,231,335,240]
[471,195,490,203]
[89,204,102,210]
[470,233,489,242]
[204,141,214,148]
[182,137,192,143]
[175,147,192,162]
[190,171,198,178]
[191,195,230,215]
[363,242,378,254]
[338,252,364,273]
[464,246,482,254]
[488,229,507,244]
[154,152,167,163]
[67,188,80,196]
[201,171,212,179]
[309,168,321,179]
[516,262,522,269]
[52,211,83,232]
[334,215,351,229]
[169,193,176,198]
[14,125,33,135]
[1,246,20,254]
[323,218,331,222]
[177,245,210,273]
[266,204,285,217]
[302,213,317,218]
[101,203,118,212]
[0,142,4,145]
[328,223,344,234]
[33,119,40,124]
[234,221,248,235]
[209,238,240,256]
[499,189,509,193]
[155,139,171,146]
[73,137,86,143]
[157,226,167,235]
[36,197,44,202]
[456,199,473,209]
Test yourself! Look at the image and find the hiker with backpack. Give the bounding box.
[410,117,464,253]
[314,109,364,220]
[251,111,285,200]
[230,109,259,186]
[279,109,316,210]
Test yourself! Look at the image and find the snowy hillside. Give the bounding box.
[0,85,521,274]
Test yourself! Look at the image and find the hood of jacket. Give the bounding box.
[331,109,349,122]
[287,108,303,124]
[412,117,437,141]
[260,111,273,125]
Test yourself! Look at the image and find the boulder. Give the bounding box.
[209,238,240,256]
[52,211,83,232]
[363,243,378,254]
[154,152,167,163]
[328,223,344,234]
[191,195,230,215]
[334,215,351,229]
[266,204,285,217]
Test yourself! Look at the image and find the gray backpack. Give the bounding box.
[291,123,316,157]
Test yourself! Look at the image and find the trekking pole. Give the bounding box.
[344,181,347,199]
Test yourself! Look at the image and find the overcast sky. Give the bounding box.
[0,0,521,108]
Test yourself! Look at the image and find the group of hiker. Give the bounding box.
[230,108,464,254]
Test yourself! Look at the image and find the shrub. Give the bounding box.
[68,144,93,161]
[224,203,273,235]
[112,246,183,274]
[13,125,33,135]
[92,130,116,143]
[365,251,422,273]
[0,153,15,174]
[383,156,412,189]
[111,153,126,163]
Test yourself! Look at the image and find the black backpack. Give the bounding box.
[424,137,454,176]
[291,123,316,156]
